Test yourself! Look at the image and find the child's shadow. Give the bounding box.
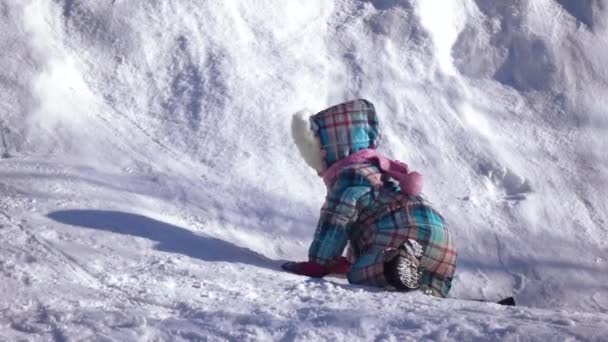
[47,209,284,271]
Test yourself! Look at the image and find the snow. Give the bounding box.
[1,0,608,340]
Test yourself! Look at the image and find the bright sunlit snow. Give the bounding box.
[1,0,607,340]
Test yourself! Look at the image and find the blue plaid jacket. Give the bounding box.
[307,99,457,297]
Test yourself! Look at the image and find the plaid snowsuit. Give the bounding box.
[308,99,457,297]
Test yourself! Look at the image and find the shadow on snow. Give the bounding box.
[47,209,285,272]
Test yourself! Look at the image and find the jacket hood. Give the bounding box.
[291,109,325,174]
[310,99,380,168]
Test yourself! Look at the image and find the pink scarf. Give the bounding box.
[322,149,423,196]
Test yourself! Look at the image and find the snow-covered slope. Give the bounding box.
[1,0,607,340]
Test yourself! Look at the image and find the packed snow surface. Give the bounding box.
[1,0,608,340]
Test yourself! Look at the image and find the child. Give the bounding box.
[282,99,457,298]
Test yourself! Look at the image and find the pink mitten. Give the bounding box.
[281,261,330,278]
[329,256,351,274]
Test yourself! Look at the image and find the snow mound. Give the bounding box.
[1,0,608,339]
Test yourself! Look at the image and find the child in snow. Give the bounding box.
[282,99,457,297]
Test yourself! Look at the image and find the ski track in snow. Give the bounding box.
[1,0,608,340]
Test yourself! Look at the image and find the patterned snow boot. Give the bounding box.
[384,239,424,291]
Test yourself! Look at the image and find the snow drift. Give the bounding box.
[1,0,607,340]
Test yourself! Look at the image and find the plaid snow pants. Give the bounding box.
[347,201,457,297]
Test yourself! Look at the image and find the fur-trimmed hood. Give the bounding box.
[291,99,380,173]
[291,109,325,174]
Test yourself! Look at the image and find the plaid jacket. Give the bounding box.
[310,99,379,169]
[307,99,456,297]
[308,163,457,297]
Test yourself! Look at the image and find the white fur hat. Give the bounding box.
[291,110,324,174]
